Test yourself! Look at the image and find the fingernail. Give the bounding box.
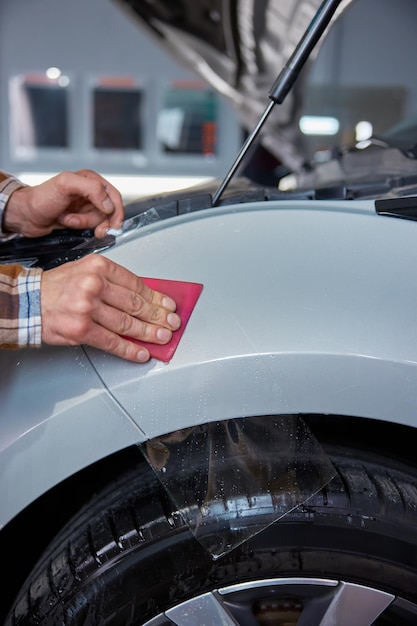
[137,349,150,362]
[157,328,172,342]
[162,296,176,311]
[103,197,114,212]
[66,216,80,228]
[168,312,181,329]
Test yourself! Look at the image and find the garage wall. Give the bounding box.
[0,0,242,194]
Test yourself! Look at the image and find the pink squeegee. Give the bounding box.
[122,277,203,362]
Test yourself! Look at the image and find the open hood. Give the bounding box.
[114,0,417,194]
[114,0,355,172]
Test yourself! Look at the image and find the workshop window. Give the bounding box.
[157,81,218,156]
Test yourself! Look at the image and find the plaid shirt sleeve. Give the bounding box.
[0,172,43,349]
[0,171,26,239]
[0,264,42,349]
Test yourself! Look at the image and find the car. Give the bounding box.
[2,0,417,624]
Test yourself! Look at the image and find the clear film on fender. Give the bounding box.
[140,413,336,559]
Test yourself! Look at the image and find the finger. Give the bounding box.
[74,169,118,215]
[102,258,179,315]
[69,256,180,334]
[75,322,152,363]
[94,298,176,344]
[101,280,181,335]
[75,170,124,236]
[58,207,114,233]
[52,170,123,234]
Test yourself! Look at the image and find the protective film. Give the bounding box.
[140,413,336,559]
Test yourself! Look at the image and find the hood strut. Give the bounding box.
[212,0,343,207]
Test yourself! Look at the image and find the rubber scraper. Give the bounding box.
[122,277,203,362]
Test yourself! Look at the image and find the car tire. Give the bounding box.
[6,440,417,625]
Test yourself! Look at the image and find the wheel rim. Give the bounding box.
[144,577,417,625]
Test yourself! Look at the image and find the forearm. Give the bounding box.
[0,264,43,348]
[0,171,26,239]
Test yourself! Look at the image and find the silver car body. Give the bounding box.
[2,195,416,530]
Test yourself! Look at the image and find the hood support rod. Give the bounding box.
[211,0,343,207]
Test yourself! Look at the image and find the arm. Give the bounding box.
[2,169,124,238]
[0,170,181,361]
[0,171,26,239]
[40,255,181,361]
[0,258,181,360]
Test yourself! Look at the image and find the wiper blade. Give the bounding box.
[212,0,344,207]
[375,196,417,221]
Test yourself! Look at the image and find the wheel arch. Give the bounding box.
[2,412,417,623]
[0,443,144,623]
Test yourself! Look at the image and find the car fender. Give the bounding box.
[1,200,416,529]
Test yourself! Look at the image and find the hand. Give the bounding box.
[3,169,124,239]
[40,255,182,362]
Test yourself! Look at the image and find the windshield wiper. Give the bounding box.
[375,196,417,221]
[212,0,344,207]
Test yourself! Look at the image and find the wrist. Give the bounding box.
[2,184,30,236]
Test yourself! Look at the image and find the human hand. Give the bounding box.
[3,169,124,239]
[40,255,181,362]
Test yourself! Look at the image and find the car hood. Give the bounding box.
[114,0,355,173]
